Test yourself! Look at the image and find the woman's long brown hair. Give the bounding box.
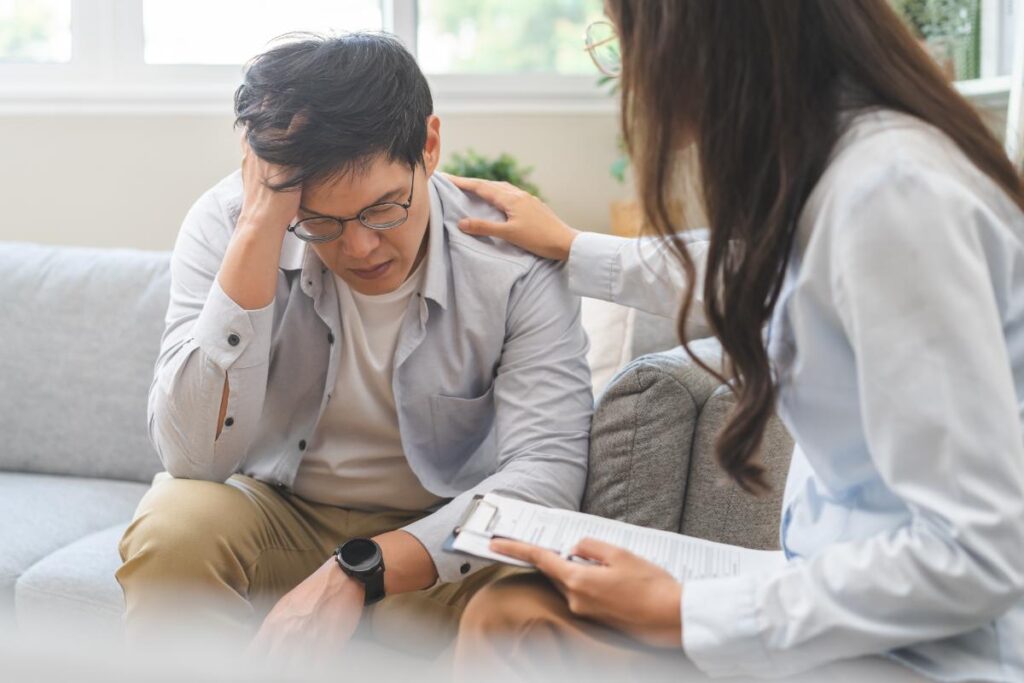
[607,0,1024,492]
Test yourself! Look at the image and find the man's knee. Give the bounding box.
[460,573,565,636]
[118,475,256,571]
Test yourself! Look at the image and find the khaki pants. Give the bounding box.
[116,472,512,659]
[454,573,697,682]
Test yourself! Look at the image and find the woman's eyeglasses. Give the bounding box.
[584,20,621,78]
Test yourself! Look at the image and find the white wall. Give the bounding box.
[0,111,627,252]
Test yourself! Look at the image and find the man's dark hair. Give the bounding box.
[234,32,433,190]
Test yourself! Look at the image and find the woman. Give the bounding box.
[448,1,1024,681]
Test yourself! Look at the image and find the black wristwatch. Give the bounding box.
[334,538,386,606]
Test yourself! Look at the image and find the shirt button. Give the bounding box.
[227,333,240,346]
[224,416,234,427]
[298,439,307,451]
[327,332,335,344]
[460,563,471,575]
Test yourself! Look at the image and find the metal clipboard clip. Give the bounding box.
[453,494,501,537]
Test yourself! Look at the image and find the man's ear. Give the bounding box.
[423,115,442,176]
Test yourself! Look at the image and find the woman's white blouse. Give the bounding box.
[568,110,1024,681]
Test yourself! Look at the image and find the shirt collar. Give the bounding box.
[421,174,451,311]
[276,173,451,310]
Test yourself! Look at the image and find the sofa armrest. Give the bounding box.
[581,339,726,532]
[581,338,793,550]
[682,385,793,550]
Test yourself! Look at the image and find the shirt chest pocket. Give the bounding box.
[429,385,496,469]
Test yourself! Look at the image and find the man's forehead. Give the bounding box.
[302,158,411,213]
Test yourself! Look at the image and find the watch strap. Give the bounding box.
[362,566,386,606]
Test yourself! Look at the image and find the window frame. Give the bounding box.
[0,0,1010,115]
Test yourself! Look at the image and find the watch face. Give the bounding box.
[340,538,381,573]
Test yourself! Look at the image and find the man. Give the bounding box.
[116,32,593,658]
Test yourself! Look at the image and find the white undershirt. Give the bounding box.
[291,256,444,511]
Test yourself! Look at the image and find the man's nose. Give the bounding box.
[340,223,381,260]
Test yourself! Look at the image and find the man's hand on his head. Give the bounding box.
[237,131,303,237]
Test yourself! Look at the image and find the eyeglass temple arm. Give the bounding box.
[584,35,616,52]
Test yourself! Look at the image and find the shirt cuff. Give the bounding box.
[402,498,494,584]
[568,232,627,301]
[192,277,276,371]
[682,574,772,678]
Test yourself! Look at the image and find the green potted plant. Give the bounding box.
[891,0,980,81]
[442,149,542,198]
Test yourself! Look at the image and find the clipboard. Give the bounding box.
[444,492,788,580]
[442,494,533,568]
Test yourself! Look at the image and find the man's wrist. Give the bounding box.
[559,226,581,262]
[373,530,438,595]
[233,216,288,241]
[333,566,366,601]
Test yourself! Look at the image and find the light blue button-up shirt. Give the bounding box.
[148,171,593,583]
[568,110,1024,681]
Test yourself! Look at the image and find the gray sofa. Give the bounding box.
[0,240,792,638]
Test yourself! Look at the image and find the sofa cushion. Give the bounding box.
[582,338,793,549]
[581,297,636,398]
[683,385,794,550]
[0,242,170,483]
[581,339,725,532]
[0,472,147,622]
[15,524,128,636]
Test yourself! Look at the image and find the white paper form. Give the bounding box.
[451,493,786,581]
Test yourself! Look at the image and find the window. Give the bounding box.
[891,0,1017,80]
[142,0,383,65]
[417,0,603,74]
[0,0,70,63]
[981,0,1018,76]
[0,0,1013,112]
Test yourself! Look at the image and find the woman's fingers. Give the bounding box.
[445,174,514,211]
[445,173,480,191]
[447,173,578,261]
[490,538,575,582]
[571,537,626,564]
[458,216,509,237]
[490,537,549,565]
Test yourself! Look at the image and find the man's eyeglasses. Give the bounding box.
[288,171,416,243]
[584,21,621,78]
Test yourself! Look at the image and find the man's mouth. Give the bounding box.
[350,260,393,280]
